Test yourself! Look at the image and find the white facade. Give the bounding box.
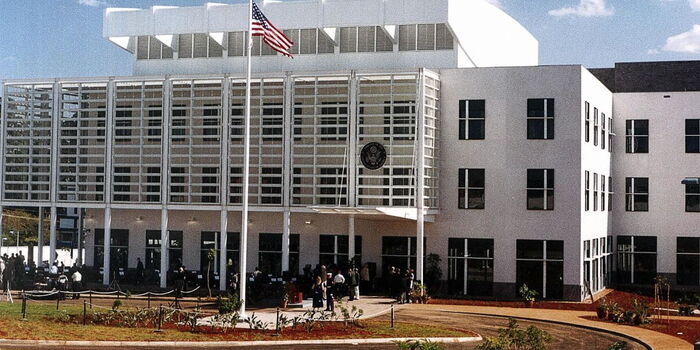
[2,1,698,301]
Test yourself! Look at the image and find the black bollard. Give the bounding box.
[89,291,93,309]
[147,293,151,309]
[83,300,87,326]
[155,304,163,333]
[390,303,395,329]
[56,292,60,311]
[21,294,27,321]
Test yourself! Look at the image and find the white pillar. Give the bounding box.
[0,206,3,254]
[103,207,111,286]
[160,208,168,288]
[281,210,290,273]
[219,210,228,291]
[415,69,426,283]
[37,207,44,266]
[348,215,355,266]
[49,206,57,264]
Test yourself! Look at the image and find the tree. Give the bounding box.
[206,248,216,298]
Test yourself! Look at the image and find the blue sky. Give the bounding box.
[0,0,698,80]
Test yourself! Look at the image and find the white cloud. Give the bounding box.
[548,0,614,17]
[647,48,660,55]
[691,0,700,11]
[78,0,106,7]
[663,25,700,53]
[483,0,503,8]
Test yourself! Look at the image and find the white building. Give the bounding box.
[0,0,696,300]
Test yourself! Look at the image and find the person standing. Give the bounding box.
[0,257,5,289]
[325,273,335,312]
[347,268,359,301]
[71,269,82,300]
[135,257,144,286]
[311,276,325,311]
[360,264,370,295]
[333,269,346,300]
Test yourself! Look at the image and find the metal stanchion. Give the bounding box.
[147,293,151,309]
[83,300,87,326]
[390,303,395,329]
[155,304,163,333]
[21,293,27,321]
[273,307,280,336]
[89,291,92,309]
[56,292,61,311]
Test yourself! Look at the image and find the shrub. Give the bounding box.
[477,318,552,350]
[395,339,446,350]
[608,341,628,350]
[519,284,538,303]
[111,299,122,311]
[217,293,243,315]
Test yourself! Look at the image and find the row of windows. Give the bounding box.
[626,119,700,154]
[458,169,554,210]
[625,177,700,212]
[458,98,555,141]
[584,171,612,212]
[136,24,454,60]
[584,101,612,152]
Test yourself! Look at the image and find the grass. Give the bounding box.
[0,301,475,342]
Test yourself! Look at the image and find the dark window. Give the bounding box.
[458,100,485,140]
[617,235,656,285]
[686,183,700,212]
[527,169,554,210]
[593,107,599,146]
[625,120,649,153]
[527,99,554,140]
[584,171,590,211]
[515,240,563,300]
[625,177,649,212]
[458,168,485,209]
[258,233,300,276]
[319,234,362,268]
[584,102,590,143]
[686,119,700,153]
[677,237,700,286]
[447,238,493,297]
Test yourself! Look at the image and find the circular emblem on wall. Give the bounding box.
[361,142,387,170]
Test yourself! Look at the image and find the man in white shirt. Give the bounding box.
[71,270,82,300]
[333,271,346,299]
[49,263,58,275]
[0,258,5,289]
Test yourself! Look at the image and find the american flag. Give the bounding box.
[251,1,294,58]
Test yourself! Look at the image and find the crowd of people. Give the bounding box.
[0,252,84,299]
[0,252,29,290]
[308,265,363,311]
[385,266,416,304]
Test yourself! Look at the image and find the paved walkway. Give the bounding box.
[199,296,398,329]
[411,304,691,350]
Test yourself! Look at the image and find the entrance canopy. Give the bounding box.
[308,206,435,223]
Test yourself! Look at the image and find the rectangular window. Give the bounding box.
[381,236,418,274]
[625,120,649,153]
[617,236,657,285]
[677,237,700,286]
[300,28,317,54]
[601,174,606,211]
[516,240,564,299]
[593,173,599,211]
[527,98,554,140]
[593,108,599,146]
[398,24,417,51]
[227,31,246,56]
[686,182,700,212]
[340,27,357,53]
[447,238,494,296]
[686,119,700,153]
[357,26,376,52]
[319,234,362,268]
[584,171,590,211]
[608,176,613,212]
[584,102,590,143]
[601,113,607,150]
[258,233,300,276]
[178,34,193,58]
[458,100,485,140]
[608,116,614,153]
[417,24,435,50]
[458,168,485,209]
[93,229,129,271]
[625,177,649,212]
[527,169,554,210]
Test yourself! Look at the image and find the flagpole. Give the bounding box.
[239,0,254,319]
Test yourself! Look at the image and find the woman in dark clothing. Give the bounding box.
[325,273,335,312]
[311,276,325,310]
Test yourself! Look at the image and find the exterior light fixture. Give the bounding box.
[305,220,312,225]
[187,217,197,224]
[136,216,144,222]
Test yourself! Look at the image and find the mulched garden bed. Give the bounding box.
[581,315,700,345]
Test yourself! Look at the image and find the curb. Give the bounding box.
[0,336,482,348]
[436,310,652,350]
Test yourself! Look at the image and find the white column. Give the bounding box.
[415,70,426,283]
[160,208,168,288]
[0,206,3,254]
[348,215,355,266]
[281,210,290,273]
[103,207,111,286]
[37,207,44,265]
[49,206,57,264]
[348,72,358,207]
[219,210,228,291]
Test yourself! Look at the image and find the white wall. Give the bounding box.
[612,91,700,275]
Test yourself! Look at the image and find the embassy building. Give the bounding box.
[2,0,700,301]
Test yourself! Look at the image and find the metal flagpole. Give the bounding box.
[239,0,254,319]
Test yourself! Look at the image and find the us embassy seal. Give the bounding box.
[360,142,387,170]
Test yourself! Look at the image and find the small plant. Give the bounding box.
[519,284,538,304]
[216,293,243,315]
[596,298,609,319]
[630,298,651,325]
[478,318,552,350]
[111,299,122,311]
[395,339,446,350]
[608,341,628,350]
[245,313,271,330]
